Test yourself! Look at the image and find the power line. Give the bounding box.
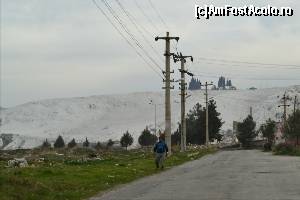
[115,1,154,39]
[136,0,177,52]
[194,60,300,71]
[133,0,160,33]
[147,0,168,30]
[92,0,163,79]
[192,72,300,81]
[115,0,164,63]
[196,57,300,69]
[101,0,163,72]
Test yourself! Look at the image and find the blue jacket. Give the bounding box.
[153,140,169,153]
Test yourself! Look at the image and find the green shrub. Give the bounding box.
[273,143,300,156]
[138,127,157,147]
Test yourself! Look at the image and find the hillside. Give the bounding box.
[1,86,299,150]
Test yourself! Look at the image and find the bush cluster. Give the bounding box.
[273,143,300,156]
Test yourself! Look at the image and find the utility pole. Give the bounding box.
[293,95,299,117]
[173,53,193,152]
[154,104,157,135]
[155,32,179,152]
[149,100,157,136]
[278,92,291,125]
[202,81,213,146]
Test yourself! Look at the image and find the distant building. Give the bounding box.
[228,86,237,90]
[211,85,218,90]
[249,87,257,90]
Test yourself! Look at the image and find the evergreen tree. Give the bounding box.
[218,76,226,89]
[42,139,51,148]
[54,135,65,148]
[107,139,114,148]
[188,77,201,90]
[237,115,257,147]
[196,78,201,89]
[260,119,276,144]
[83,137,90,147]
[138,127,157,146]
[284,109,300,145]
[207,99,224,141]
[182,99,223,145]
[68,138,77,148]
[120,131,134,150]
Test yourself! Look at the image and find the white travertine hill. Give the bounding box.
[0,85,299,150]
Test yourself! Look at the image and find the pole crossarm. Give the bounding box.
[155,36,179,41]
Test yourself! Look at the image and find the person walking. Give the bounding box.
[153,137,168,169]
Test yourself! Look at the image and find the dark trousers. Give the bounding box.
[155,153,165,168]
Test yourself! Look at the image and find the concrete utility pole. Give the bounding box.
[278,92,291,125]
[293,95,299,117]
[155,32,179,152]
[149,100,157,136]
[173,53,193,152]
[202,81,213,146]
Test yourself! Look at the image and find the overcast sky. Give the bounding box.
[1,0,300,107]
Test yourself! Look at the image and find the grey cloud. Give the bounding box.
[1,0,300,107]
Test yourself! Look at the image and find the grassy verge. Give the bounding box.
[273,143,300,156]
[0,147,216,200]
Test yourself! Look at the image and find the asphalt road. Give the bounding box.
[90,150,300,200]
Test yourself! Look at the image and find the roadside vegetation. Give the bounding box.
[235,109,300,157]
[0,100,223,200]
[273,143,300,156]
[259,118,276,151]
[272,109,300,156]
[0,146,216,200]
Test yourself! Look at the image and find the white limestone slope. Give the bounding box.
[0,85,299,150]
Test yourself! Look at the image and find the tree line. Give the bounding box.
[236,108,300,150]
[41,127,158,150]
[42,99,225,150]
